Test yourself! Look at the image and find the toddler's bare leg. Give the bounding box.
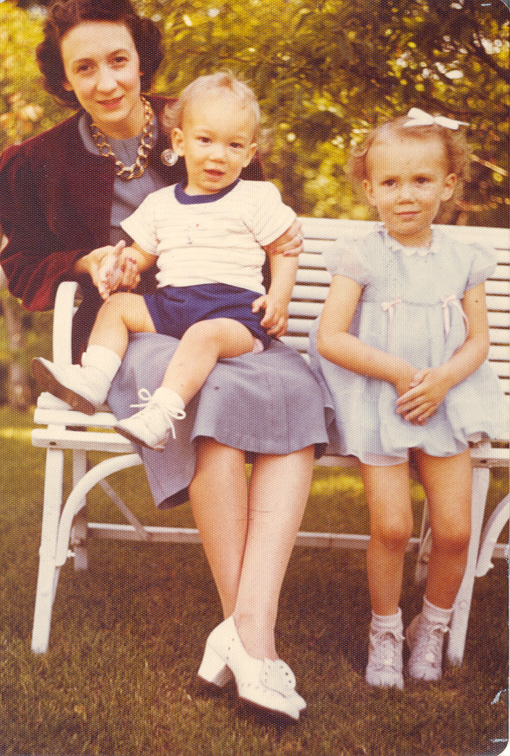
[161,318,255,405]
[88,292,156,359]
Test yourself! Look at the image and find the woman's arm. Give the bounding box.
[317,274,417,396]
[396,282,490,423]
[0,157,86,310]
[0,138,104,311]
[263,218,303,257]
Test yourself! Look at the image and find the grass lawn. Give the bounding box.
[0,406,508,756]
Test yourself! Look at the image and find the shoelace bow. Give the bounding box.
[130,388,186,440]
[416,623,449,663]
[372,628,404,667]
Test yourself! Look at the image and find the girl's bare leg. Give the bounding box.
[189,440,314,659]
[360,461,414,616]
[414,449,472,609]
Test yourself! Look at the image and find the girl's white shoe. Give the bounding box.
[365,625,405,690]
[198,616,305,719]
[406,613,448,682]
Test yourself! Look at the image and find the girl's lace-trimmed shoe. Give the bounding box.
[114,389,186,451]
[197,616,303,720]
[365,625,405,690]
[406,613,448,682]
[31,357,109,415]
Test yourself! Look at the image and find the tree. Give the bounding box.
[3,0,508,222]
[148,0,508,225]
[1,0,508,405]
[0,2,57,407]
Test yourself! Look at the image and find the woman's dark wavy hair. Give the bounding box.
[36,0,164,108]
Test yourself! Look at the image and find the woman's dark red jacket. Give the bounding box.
[0,95,263,313]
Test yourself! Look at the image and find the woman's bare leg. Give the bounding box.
[233,446,314,659]
[189,439,314,660]
[189,440,249,619]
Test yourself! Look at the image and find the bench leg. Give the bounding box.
[447,464,491,666]
[71,450,89,571]
[55,453,142,568]
[31,448,64,654]
[414,499,431,586]
[476,493,509,578]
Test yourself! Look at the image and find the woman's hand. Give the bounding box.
[264,218,303,257]
[396,367,451,425]
[252,294,288,338]
[76,240,141,299]
[96,241,124,299]
[97,242,141,300]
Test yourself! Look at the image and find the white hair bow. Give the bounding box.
[404,107,469,131]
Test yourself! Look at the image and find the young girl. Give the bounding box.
[310,109,506,689]
[32,72,299,453]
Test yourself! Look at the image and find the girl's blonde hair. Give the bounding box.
[347,114,469,195]
[163,71,261,141]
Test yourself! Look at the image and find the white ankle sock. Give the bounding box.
[371,608,402,632]
[82,345,122,381]
[152,386,186,411]
[422,597,453,627]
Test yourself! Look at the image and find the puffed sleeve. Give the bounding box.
[322,236,372,286]
[466,243,498,290]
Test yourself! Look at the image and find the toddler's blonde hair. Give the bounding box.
[163,71,261,141]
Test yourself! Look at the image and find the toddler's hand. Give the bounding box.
[394,365,419,400]
[252,295,288,338]
[396,367,450,425]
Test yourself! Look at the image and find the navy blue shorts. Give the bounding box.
[143,283,272,349]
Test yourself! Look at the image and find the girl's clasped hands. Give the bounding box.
[397,366,450,425]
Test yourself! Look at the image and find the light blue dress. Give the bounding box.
[308,226,507,466]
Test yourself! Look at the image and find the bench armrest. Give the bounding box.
[53,281,80,365]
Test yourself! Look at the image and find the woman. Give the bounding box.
[0,0,327,720]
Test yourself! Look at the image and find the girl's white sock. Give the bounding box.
[152,386,186,411]
[422,596,453,627]
[371,607,403,631]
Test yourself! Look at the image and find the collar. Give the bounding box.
[380,224,439,257]
[175,178,240,204]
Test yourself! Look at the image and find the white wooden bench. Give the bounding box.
[31,219,509,661]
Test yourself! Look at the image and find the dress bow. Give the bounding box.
[404,107,469,131]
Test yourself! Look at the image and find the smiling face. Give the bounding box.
[60,21,145,140]
[171,90,258,195]
[362,135,457,247]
